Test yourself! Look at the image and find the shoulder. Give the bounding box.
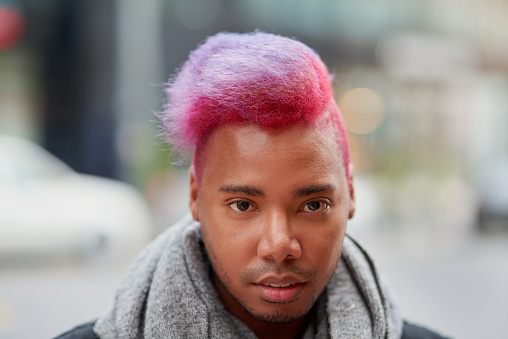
[53,320,99,339]
[402,320,452,339]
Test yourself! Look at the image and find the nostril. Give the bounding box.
[257,231,302,262]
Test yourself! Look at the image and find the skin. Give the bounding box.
[189,123,355,339]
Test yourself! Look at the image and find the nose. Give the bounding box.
[257,212,302,262]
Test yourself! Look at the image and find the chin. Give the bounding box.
[247,308,309,324]
[242,297,315,324]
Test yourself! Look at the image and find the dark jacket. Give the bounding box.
[55,319,451,339]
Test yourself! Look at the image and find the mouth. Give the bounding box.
[261,283,297,288]
[255,277,306,303]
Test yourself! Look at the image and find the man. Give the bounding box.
[57,32,448,338]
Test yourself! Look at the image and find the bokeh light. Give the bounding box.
[338,88,386,134]
[0,6,26,50]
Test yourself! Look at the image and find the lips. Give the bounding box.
[262,283,295,288]
[255,276,306,303]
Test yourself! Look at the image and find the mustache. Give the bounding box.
[240,262,317,284]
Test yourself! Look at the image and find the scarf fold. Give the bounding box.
[94,215,402,339]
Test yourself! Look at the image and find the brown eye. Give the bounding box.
[301,200,329,213]
[306,201,321,211]
[236,201,250,211]
[229,201,256,212]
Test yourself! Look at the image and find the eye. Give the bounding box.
[301,200,329,213]
[229,201,256,212]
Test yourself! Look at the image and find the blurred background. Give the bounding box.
[1,0,507,338]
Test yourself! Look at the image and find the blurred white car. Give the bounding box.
[0,134,153,260]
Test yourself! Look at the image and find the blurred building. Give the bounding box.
[1,0,508,230]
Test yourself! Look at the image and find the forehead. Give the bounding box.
[199,124,345,189]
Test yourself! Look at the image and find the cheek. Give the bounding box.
[301,222,346,270]
[199,199,260,259]
[200,219,259,276]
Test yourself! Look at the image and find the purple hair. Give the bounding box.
[160,31,351,189]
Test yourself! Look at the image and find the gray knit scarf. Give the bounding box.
[94,215,403,339]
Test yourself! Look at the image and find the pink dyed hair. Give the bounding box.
[160,31,351,189]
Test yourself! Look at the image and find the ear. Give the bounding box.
[189,165,200,222]
[348,163,355,219]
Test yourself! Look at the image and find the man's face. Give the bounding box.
[190,124,354,324]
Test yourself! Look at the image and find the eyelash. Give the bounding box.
[227,199,331,213]
[300,199,330,213]
[228,200,258,213]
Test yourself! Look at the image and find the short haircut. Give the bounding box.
[160,31,351,189]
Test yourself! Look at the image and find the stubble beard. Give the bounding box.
[214,268,316,323]
[211,261,327,324]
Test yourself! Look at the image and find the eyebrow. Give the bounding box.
[219,184,265,197]
[293,184,336,199]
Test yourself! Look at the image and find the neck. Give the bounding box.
[211,272,313,339]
